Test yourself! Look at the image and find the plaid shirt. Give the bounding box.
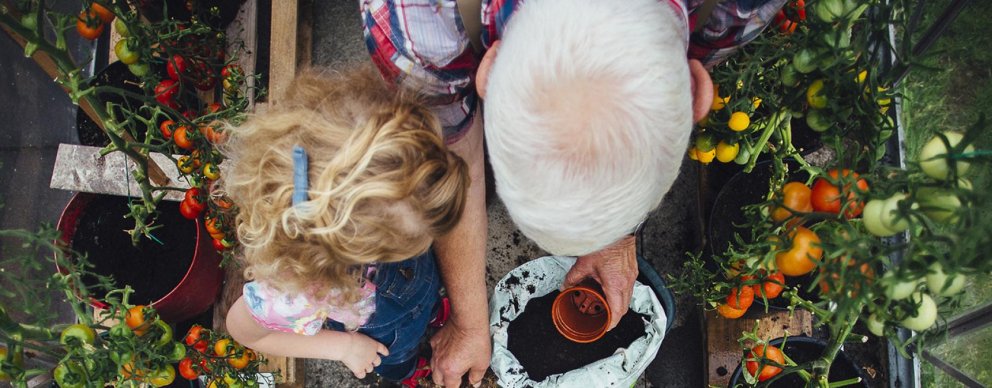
[361,0,787,142]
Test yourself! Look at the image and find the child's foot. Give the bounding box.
[401,357,431,388]
[429,297,450,328]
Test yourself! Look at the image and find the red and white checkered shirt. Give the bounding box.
[361,0,787,142]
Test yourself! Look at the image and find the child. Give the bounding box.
[221,66,468,385]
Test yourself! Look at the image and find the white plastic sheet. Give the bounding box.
[490,256,667,387]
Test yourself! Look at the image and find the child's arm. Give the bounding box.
[226,296,389,378]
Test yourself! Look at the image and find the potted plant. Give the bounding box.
[0,227,269,387]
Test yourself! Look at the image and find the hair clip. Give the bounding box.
[292,145,309,206]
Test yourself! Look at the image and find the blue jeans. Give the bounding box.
[325,248,441,381]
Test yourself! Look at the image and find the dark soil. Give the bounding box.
[507,291,649,382]
[71,195,196,305]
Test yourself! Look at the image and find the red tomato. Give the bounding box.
[203,103,222,115]
[185,188,206,212]
[166,55,188,81]
[178,358,199,380]
[76,10,104,40]
[179,199,200,220]
[90,3,115,23]
[184,325,204,345]
[745,344,785,382]
[810,169,869,218]
[771,182,813,223]
[154,79,179,105]
[726,286,755,311]
[754,272,785,299]
[212,238,226,251]
[159,119,175,140]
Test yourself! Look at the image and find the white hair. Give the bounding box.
[484,0,692,256]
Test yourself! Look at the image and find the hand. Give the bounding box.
[429,321,491,387]
[561,235,638,330]
[340,332,389,379]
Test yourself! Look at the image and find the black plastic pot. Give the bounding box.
[728,336,869,388]
[76,61,146,147]
[130,0,244,29]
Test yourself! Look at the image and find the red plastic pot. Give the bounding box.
[56,192,223,323]
[552,280,611,343]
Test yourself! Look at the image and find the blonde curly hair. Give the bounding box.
[219,66,468,304]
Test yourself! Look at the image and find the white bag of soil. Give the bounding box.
[490,256,667,387]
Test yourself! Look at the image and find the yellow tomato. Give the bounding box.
[697,148,717,164]
[688,147,699,161]
[806,79,827,109]
[728,112,750,132]
[752,97,762,109]
[715,141,740,163]
[711,85,729,111]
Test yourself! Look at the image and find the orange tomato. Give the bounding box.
[228,349,250,369]
[745,344,785,382]
[125,305,151,336]
[771,182,813,223]
[214,338,232,357]
[774,226,822,276]
[76,10,104,40]
[725,286,755,310]
[159,119,175,140]
[172,125,196,150]
[89,3,115,23]
[810,169,869,218]
[754,271,785,299]
[716,304,746,319]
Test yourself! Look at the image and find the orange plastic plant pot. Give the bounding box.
[551,280,611,343]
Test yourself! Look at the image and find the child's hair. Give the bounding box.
[219,66,468,303]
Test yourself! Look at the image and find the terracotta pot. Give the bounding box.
[551,280,611,343]
[56,193,223,323]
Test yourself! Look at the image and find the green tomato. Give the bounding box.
[806,80,828,109]
[149,365,177,387]
[153,320,174,348]
[114,18,129,37]
[883,272,920,301]
[115,39,140,65]
[109,323,133,340]
[926,263,967,296]
[865,314,885,337]
[733,144,751,165]
[900,292,938,332]
[0,346,24,381]
[822,27,851,49]
[879,193,913,233]
[917,187,961,223]
[813,0,847,23]
[54,361,86,388]
[169,341,187,361]
[780,64,798,87]
[919,132,973,180]
[60,323,96,347]
[862,199,898,237]
[805,109,831,132]
[20,14,37,31]
[695,133,716,152]
[128,62,151,77]
[792,48,818,74]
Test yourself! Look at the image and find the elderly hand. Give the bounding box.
[430,319,491,387]
[561,235,638,330]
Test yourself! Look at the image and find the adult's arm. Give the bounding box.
[429,114,491,387]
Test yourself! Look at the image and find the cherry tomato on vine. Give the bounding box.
[149,364,176,387]
[213,238,227,251]
[745,344,785,382]
[753,271,785,299]
[770,182,812,223]
[172,125,195,150]
[180,199,201,220]
[185,188,206,212]
[76,10,105,40]
[113,18,129,37]
[154,79,179,105]
[202,125,225,144]
[228,348,251,369]
[179,358,199,380]
[153,320,174,347]
[114,39,140,65]
[177,155,195,174]
[810,169,868,217]
[59,323,96,346]
[54,361,85,388]
[716,304,746,319]
[725,286,754,311]
[774,226,823,276]
[125,305,151,336]
[167,55,188,81]
[214,338,232,357]
[128,63,150,77]
[159,120,175,140]
[89,3,115,23]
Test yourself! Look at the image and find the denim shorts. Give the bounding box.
[324,248,441,381]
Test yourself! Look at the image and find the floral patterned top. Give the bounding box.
[242,279,377,334]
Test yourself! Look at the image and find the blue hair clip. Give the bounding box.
[292,145,309,206]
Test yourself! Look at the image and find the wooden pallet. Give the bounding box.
[705,309,814,387]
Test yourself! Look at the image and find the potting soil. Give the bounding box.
[72,196,196,305]
[507,290,648,382]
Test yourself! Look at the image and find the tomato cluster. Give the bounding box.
[688,84,762,165]
[179,325,263,387]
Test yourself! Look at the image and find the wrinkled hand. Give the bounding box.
[341,332,388,379]
[561,235,638,330]
[429,321,491,387]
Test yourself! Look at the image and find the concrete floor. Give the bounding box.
[306,2,705,387]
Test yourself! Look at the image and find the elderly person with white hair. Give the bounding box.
[362,0,788,386]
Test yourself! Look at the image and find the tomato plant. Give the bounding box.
[810,169,868,218]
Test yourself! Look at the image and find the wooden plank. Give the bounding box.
[266,0,299,107]
[705,309,814,387]
[225,0,260,108]
[50,143,188,201]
